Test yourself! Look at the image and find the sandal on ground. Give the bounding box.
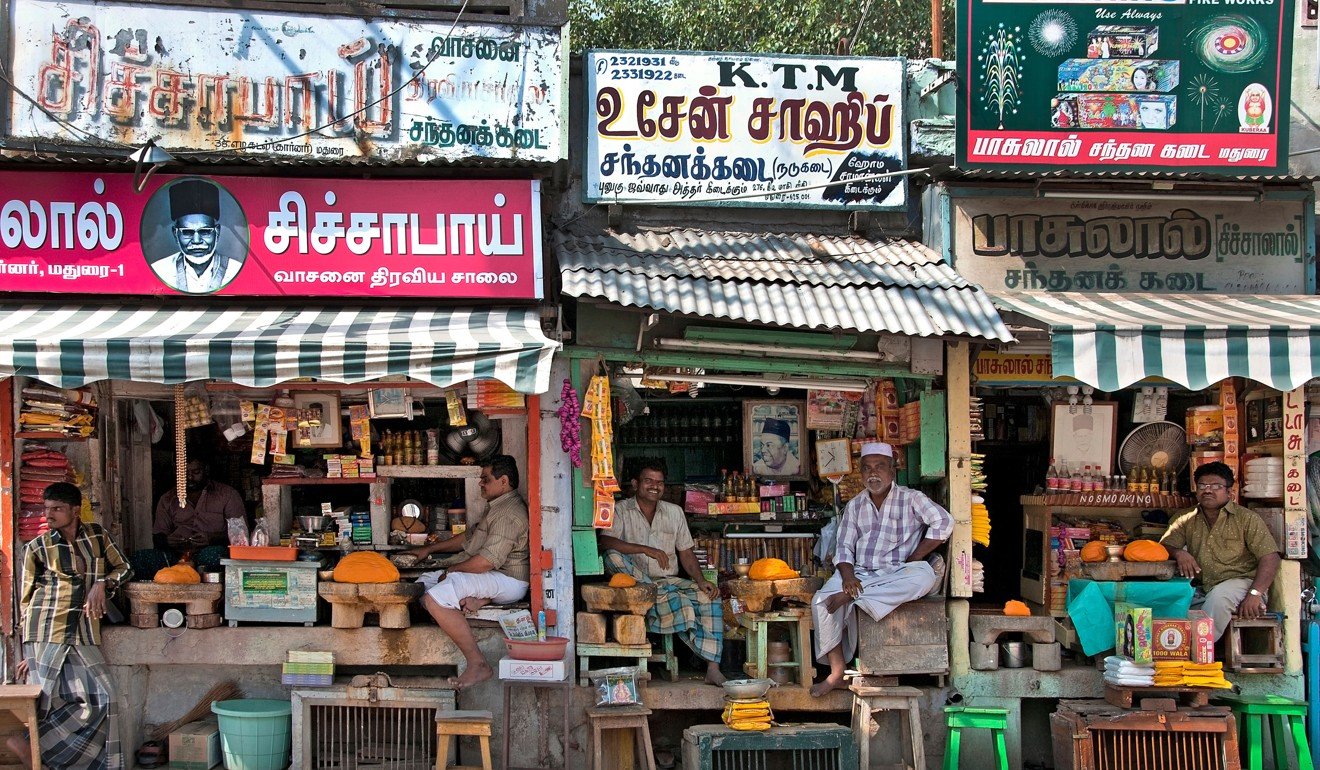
[136,740,167,768]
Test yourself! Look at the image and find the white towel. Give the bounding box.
[1104,673,1154,687]
[1104,656,1155,675]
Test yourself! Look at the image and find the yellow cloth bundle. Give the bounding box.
[1150,660,1230,688]
[971,503,991,547]
[748,558,798,581]
[722,699,773,731]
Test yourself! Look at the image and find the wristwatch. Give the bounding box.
[1248,588,1262,597]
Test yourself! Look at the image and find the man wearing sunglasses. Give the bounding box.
[149,179,243,294]
[1159,461,1282,640]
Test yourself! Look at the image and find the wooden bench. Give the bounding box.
[857,597,949,678]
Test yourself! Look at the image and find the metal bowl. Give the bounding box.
[1106,544,1126,563]
[721,678,775,700]
[733,563,752,578]
[299,515,328,532]
[318,569,335,581]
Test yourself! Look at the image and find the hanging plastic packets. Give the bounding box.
[594,486,616,529]
[582,375,620,527]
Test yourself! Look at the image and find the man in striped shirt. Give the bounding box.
[10,482,133,769]
[810,442,952,696]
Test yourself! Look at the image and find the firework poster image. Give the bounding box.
[957,0,1294,174]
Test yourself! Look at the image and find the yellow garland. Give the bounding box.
[582,376,620,528]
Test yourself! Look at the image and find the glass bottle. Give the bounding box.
[1046,458,1059,493]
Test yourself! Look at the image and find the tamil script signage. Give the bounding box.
[974,351,1054,383]
[956,0,1294,174]
[0,172,543,298]
[953,196,1306,294]
[584,51,907,210]
[6,0,565,162]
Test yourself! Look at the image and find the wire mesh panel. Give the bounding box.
[684,725,858,770]
[292,684,456,770]
[1093,727,1226,770]
[1051,700,1240,770]
[710,748,844,770]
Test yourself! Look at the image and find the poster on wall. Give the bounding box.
[0,172,543,299]
[584,51,907,210]
[956,0,1294,174]
[953,195,1306,294]
[6,0,566,163]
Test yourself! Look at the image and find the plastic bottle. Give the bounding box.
[1070,464,1082,492]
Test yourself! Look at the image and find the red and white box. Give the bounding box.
[498,657,568,682]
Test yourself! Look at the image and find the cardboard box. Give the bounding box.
[1087,25,1159,58]
[498,657,567,682]
[707,502,761,515]
[170,717,221,770]
[1152,618,1191,660]
[1057,58,1180,94]
[1189,610,1215,664]
[1052,93,1177,130]
[1114,603,1153,664]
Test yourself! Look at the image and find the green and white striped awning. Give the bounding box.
[0,305,559,394]
[992,293,1320,392]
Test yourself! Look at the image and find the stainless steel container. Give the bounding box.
[1001,641,1028,668]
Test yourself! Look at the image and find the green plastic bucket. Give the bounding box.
[211,699,292,770]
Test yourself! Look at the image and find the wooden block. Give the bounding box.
[613,614,648,645]
[185,613,222,629]
[577,612,608,645]
[130,612,159,629]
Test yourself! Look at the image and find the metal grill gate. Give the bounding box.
[292,678,456,770]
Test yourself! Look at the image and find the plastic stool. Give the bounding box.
[1214,694,1314,770]
[435,710,493,770]
[943,706,1008,770]
[1305,620,1320,768]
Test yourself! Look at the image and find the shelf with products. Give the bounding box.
[15,432,90,441]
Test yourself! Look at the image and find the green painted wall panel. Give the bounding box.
[920,391,948,481]
[573,528,604,576]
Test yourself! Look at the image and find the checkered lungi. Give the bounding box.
[603,550,723,663]
[24,642,122,770]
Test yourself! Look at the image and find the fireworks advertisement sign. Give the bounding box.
[584,51,908,210]
[956,0,1294,174]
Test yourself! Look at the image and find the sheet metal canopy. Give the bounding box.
[556,229,1013,342]
[991,293,1320,391]
[0,305,559,393]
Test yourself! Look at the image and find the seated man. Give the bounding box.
[134,458,247,577]
[1160,461,1281,639]
[599,460,726,685]
[406,454,529,689]
[811,442,952,696]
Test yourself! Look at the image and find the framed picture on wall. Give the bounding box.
[292,393,342,448]
[1050,402,1119,478]
[744,399,808,480]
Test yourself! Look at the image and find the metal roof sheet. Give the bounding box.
[557,229,1013,342]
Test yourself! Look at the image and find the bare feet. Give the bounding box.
[704,662,727,686]
[459,596,491,614]
[5,735,31,769]
[809,672,848,697]
[448,659,494,690]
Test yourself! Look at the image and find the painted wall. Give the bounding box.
[1289,13,1320,177]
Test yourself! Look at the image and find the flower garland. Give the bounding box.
[557,378,582,468]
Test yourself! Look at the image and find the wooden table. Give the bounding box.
[0,685,41,768]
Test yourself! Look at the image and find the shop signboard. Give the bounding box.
[0,172,544,299]
[953,195,1306,295]
[974,351,1054,383]
[5,0,565,163]
[955,0,1294,174]
[583,51,907,210]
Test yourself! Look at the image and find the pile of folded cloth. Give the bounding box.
[1153,660,1233,689]
[18,447,75,542]
[722,698,773,731]
[1103,655,1154,687]
[18,385,97,438]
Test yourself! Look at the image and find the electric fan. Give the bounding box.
[1117,421,1190,475]
[440,410,502,463]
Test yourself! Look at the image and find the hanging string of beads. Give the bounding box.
[557,378,582,468]
[174,384,188,508]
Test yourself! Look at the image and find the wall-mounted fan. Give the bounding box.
[1117,421,1190,475]
[440,411,502,463]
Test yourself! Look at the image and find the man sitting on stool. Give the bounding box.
[810,442,953,696]
[599,459,726,685]
[1160,461,1281,639]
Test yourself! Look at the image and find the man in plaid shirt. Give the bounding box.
[810,442,952,696]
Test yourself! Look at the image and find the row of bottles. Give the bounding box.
[719,469,759,503]
[1046,459,1178,494]
[378,429,439,466]
[618,405,741,445]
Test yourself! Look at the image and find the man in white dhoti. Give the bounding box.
[810,441,953,696]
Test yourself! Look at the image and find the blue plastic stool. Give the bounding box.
[1304,619,1320,768]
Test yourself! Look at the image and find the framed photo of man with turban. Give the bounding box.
[1050,402,1119,479]
[140,177,250,295]
[745,399,807,480]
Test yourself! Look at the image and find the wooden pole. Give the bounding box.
[931,0,945,59]
[946,342,973,598]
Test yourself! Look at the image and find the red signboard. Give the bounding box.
[0,173,543,299]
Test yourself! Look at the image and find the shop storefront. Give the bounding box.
[936,181,1320,766]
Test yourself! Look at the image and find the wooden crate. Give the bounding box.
[1051,699,1240,770]
[856,597,948,676]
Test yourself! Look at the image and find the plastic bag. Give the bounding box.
[181,384,214,429]
[591,667,640,706]
[227,517,250,547]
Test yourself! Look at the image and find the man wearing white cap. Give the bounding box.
[810,441,953,696]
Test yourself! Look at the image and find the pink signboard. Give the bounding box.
[0,173,543,299]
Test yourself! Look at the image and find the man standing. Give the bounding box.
[8,483,133,769]
[753,418,799,476]
[153,459,246,551]
[407,455,529,689]
[149,179,242,294]
[600,460,726,685]
[1160,461,1281,639]
[810,442,953,696]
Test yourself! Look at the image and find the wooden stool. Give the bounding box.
[577,643,652,686]
[852,682,925,770]
[649,634,678,682]
[943,706,1008,770]
[587,705,656,770]
[739,608,813,688]
[1214,693,1315,770]
[0,685,41,769]
[435,710,492,770]
[1226,614,1285,673]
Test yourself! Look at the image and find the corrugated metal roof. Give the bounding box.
[557,229,1013,342]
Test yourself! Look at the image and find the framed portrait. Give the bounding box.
[744,399,807,480]
[292,393,342,448]
[139,177,250,296]
[368,388,411,419]
[1050,402,1119,478]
